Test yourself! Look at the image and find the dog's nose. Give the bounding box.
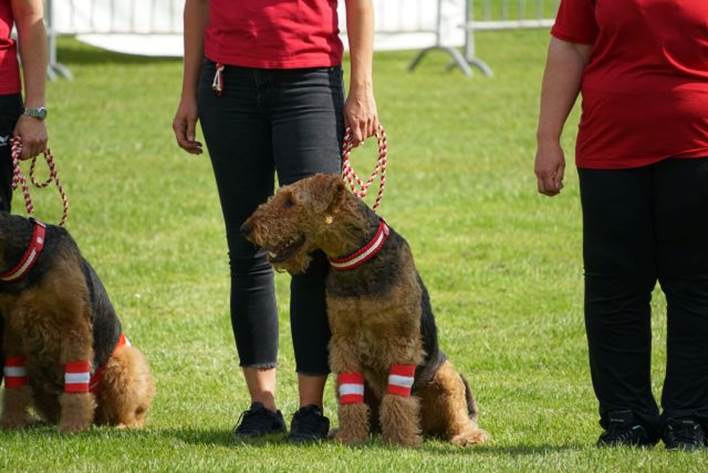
[240,222,253,238]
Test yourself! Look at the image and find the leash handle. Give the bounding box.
[10,138,70,226]
[341,124,388,212]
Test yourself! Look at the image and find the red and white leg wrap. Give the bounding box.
[337,372,365,405]
[387,364,416,397]
[4,356,28,389]
[64,360,91,394]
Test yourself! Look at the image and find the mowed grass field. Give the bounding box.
[1,30,706,472]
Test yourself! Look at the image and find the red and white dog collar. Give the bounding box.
[329,219,390,271]
[0,218,46,282]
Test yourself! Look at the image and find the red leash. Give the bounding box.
[341,124,388,212]
[10,138,70,226]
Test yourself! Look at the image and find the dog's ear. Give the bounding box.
[310,173,347,214]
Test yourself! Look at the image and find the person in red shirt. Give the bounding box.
[535,0,708,450]
[172,0,377,442]
[0,0,50,387]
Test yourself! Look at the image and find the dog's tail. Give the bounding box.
[460,374,480,424]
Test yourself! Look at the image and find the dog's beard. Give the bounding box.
[271,251,312,275]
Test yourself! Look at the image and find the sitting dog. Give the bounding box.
[242,173,488,447]
[0,212,154,432]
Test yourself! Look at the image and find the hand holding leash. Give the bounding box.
[341,124,388,212]
[10,138,70,226]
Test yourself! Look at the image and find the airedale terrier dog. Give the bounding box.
[242,173,488,447]
[0,212,154,432]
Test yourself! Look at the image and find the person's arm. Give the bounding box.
[534,37,591,196]
[173,0,209,155]
[344,0,378,146]
[11,0,48,160]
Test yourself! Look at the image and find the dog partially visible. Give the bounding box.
[0,212,154,432]
[242,173,488,447]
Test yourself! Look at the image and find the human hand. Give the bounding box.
[172,95,203,155]
[344,85,378,147]
[534,140,566,196]
[13,115,48,160]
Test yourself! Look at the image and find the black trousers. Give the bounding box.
[198,61,344,374]
[579,158,708,435]
[0,93,22,386]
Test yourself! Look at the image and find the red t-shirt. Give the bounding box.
[552,0,708,169]
[204,0,344,69]
[0,0,21,95]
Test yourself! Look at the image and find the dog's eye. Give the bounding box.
[283,194,296,209]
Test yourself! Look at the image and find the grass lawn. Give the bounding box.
[1,30,706,472]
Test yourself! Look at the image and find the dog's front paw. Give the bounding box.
[334,427,369,446]
[1,386,33,431]
[379,394,422,448]
[1,412,31,431]
[58,393,96,433]
[451,428,489,447]
[382,429,422,448]
[335,403,370,446]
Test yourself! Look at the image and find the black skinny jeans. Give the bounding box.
[0,93,22,386]
[579,158,708,435]
[198,61,344,374]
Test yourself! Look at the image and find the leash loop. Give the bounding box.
[341,124,388,212]
[10,138,70,226]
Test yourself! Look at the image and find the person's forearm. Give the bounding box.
[181,0,209,98]
[345,0,374,94]
[13,2,47,108]
[537,38,591,145]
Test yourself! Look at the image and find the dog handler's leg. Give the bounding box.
[330,338,370,445]
[380,363,423,447]
[58,308,97,433]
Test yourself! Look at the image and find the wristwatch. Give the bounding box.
[23,107,48,120]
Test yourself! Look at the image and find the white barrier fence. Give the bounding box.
[462,0,559,76]
[48,0,464,57]
[45,0,557,79]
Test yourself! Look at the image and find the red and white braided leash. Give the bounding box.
[10,138,70,226]
[341,124,388,212]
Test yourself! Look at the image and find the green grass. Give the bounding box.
[1,30,706,472]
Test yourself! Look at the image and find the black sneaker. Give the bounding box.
[232,402,286,439]
[663,418,705,452]
[597,410,656,447]
[288,404,330,443]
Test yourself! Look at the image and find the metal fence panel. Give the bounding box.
[464,0,559,76]
[46,0,554,78]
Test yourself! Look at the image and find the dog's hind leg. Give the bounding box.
[419,361,487,447]
[94,346,155,428]
[330,337,371,445]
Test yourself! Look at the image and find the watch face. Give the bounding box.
[25,107,47,119]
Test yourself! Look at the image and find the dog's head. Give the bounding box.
[241,174,349,274]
